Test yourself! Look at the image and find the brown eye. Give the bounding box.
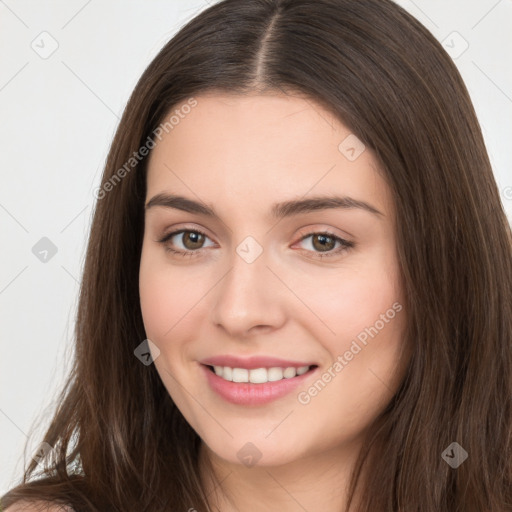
[158,228,216,257]
[311,233,336,252]
[296,231,354,259]
[181,231,205,250]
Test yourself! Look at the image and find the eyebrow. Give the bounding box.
[145,193,384,219]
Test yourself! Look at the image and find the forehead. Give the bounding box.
[145,92,393,220]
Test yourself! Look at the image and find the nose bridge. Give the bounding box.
[210,236,285,335]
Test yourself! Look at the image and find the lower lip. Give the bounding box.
[201,364,317,406]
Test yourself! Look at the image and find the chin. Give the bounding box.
[203,434,305,469]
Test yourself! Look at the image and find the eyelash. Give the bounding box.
[157,228,355,260]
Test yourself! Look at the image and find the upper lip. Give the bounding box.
[200,355,317,369]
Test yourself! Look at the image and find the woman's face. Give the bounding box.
[139,91,408,468]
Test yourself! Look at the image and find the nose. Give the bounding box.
[210,244,287,339]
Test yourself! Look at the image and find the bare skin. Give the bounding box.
[139,91,410,511]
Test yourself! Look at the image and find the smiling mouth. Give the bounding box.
[204,364,318,384]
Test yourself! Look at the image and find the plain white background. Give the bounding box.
[1,0,511,495]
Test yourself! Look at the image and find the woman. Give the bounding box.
[2,0,511,510]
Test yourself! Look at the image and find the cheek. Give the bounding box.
[292,246,406,407]
[139,245,206,340]
[139,251,171,339]
[294,277,406,444]
[138,251,204,402]
[297,258,402,348]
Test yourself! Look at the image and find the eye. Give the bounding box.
[157,228,355,260]
[157,229,215,257]
[294,231,354,259]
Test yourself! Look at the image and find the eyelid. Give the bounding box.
[157,223,216,242]
[295,225,351,242]
[157,224,351,242]
[156,227,216,247]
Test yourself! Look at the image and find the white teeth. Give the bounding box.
[211,365,311,383]
[296,365,309,375]
[223,366,233,381]
[232,368,249,382]
[249,368,267,383]
[283,367,296,378]
[267,367,283,381]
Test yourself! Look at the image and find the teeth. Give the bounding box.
[283,367,296,379]
[211,365,311,383]
[268,367,283,381]
[296,365,309,375]
[232,368,249,382]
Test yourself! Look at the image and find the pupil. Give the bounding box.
[184,231,204,249]
[313,234,334,252]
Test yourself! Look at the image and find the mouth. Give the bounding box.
[201,363,319,406]
[204,363,318,383]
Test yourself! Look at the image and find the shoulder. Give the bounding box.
[3,501,74,512]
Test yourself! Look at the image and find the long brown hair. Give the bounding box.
[2,0,511,510]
